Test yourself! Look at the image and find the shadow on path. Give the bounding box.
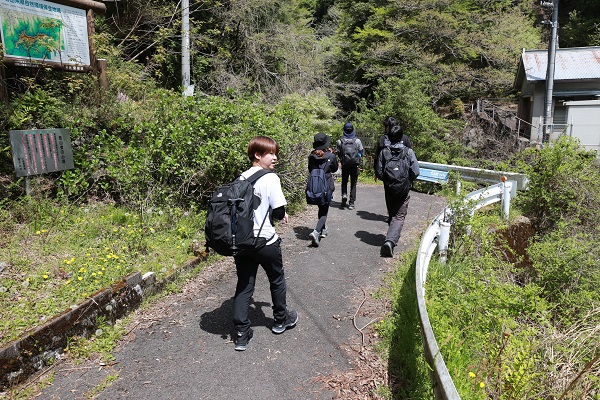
[356,209,388,222]
[199,298,272,339]
[355,230,386,247]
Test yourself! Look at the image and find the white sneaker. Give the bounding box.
[309,230,320,247]
[319,228,328,238]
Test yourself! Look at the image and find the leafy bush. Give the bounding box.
[59,93,317,209]
[516,136,600,233]
[424,155,600,398]
[527,223,600,326]
[1,81,334,210]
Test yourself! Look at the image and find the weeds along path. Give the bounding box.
[36,183,446,400]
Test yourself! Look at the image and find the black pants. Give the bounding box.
[233,239,287,332]
[384,190,410,245]
[341,165,359,204]
[315,202,330,233]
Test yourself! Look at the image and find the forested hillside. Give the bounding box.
[1,0,599,397]
[1,0,599,203]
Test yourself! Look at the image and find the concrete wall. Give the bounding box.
[565,100,600,155]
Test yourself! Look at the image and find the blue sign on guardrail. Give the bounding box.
[418,168,449,184]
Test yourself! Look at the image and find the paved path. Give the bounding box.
[37,183,445,400]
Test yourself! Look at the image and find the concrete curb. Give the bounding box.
[0,255,206,389]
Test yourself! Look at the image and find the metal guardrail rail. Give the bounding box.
[414,163,528,399]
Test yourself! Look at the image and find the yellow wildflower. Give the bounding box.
[468,372,476,378]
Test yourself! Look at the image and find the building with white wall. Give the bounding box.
[514,46,600,155]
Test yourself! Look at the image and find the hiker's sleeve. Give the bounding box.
[375,149,384,180]
[268,174,287,210]
[358,139,364,156]
[271,205,286,221]
[409,150,420,181]
[373,136,384,176]
[329,153,339,173]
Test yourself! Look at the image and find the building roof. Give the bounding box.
[518,46,600,82]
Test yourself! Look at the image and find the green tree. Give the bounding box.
[329,0,541,109]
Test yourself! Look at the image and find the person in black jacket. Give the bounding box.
[376,125,420,257]
[374,116,413,181]
[307,132,338,247]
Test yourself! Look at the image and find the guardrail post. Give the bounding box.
[501,180,512,220]
[455,180,461,195]
[438,222,451,264]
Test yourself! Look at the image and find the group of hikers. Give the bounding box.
[306,117,420,258]
[206,117,419,351]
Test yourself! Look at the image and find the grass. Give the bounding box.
[0,197,205,347]
[374,250,434,398]
[424,211,600,398]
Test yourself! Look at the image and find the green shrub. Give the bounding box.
[527,222,600,326]
[516,136,600,233]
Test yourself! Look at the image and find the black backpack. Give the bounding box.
[380,143,411,196]
[339,138,360,167]
[305,164,329,205]
[204,169,272,256]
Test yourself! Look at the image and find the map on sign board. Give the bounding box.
[9,129,75,177]
[0,0,90,66]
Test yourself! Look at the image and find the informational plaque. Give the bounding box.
[0,0,91,67]
[9,128,74,177]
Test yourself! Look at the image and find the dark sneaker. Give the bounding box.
[309,230,320,247]
[380,241,394,257]
[340,195,348,209]
[319,228,328,238]
[272,309,298,334]
[348,203,355,210]
[234,328,253,351]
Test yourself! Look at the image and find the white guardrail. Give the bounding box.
[415,164,528,399]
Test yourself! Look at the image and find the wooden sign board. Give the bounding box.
[9,128,74,177]
[0,0,105,71]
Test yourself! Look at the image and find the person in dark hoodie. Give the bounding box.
[336,122,364,210]
[307,132,338,247]
[376,125,420,257]
[374,116,412,182]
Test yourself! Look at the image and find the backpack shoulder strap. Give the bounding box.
[243,169,272,185]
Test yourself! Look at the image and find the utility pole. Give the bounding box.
[182,0,193,96]
[541,0,559,143]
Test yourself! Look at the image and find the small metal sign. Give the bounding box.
[9,128,75,177]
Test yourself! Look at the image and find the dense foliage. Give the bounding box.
[424,138,600,397]
[0,84,334,208]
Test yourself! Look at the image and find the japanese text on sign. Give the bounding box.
[9,128,75,177]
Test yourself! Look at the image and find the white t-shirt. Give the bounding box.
[240,166,287,245]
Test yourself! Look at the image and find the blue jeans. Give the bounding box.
[233,239,287,332]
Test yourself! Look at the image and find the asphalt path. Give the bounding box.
[37,182,445,400]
